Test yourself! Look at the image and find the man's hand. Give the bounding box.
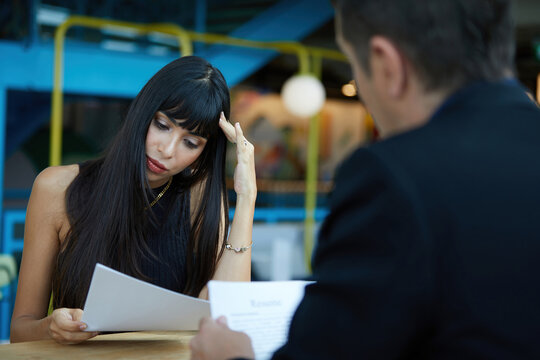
[190,316,255,360]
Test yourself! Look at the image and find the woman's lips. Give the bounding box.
[146,156,167,174]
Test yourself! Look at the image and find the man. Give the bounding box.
[190,0,540,358]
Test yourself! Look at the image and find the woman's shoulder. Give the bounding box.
[32,164,80,197]
[27,165,80,236]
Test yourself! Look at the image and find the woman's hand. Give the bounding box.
[48,308,99,344]
[219,112,257,201]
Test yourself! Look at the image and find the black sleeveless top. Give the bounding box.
[140,180,190,293]
[77,162,191,294]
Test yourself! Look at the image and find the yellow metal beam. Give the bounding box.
[303,54,323,272]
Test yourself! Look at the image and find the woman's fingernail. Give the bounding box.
[80,324,87,330]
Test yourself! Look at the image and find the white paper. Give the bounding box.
[81,263,210,331]
[208,280,312,360]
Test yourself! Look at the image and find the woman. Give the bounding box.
[10,56,256,344]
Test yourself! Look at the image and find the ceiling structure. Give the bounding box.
[250,0,540,98]
[0,0,538,98]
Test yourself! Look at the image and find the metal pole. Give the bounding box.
[303,53,323,272]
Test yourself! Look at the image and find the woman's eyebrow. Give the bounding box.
[160,112,207,139]
[188,130,206,139]
[169,116,207,139]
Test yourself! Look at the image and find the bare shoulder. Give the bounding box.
[26,165,80,243]
[29,164,80,219]
[33,164,79,195]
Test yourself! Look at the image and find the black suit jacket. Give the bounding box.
[273,80,540,359]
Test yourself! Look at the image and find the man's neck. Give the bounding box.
[380,85,455,139]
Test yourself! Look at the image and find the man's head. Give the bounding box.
[332,0,515,136]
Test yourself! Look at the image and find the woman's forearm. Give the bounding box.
[211,194,255,282]
[10,315,52,343]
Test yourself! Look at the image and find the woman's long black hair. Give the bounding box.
[52,56,231,308]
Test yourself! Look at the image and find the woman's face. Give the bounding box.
[145,111,208,188]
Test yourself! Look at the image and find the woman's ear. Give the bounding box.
[369,35,408,99]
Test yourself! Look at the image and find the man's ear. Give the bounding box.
[369,35,408,99]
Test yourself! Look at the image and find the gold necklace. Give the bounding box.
[149,177,173,208]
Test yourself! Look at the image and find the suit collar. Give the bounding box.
[429,78,531,122]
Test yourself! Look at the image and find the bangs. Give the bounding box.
[160,81,223,139]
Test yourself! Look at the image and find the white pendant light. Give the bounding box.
[281,74,326,118]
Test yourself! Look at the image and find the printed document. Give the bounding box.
[81,263,210,331]
[209,280,312,360]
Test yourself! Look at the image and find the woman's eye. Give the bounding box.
[184,139,199,149]
[154,118,169,131]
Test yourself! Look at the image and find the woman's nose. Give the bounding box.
[159,137,177,158]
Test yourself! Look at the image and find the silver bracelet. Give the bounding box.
[225,241,253,253]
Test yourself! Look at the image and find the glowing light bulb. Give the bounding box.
[342,83,356,97]
[281,74,326,117]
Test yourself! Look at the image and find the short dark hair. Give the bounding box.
[333,0,515,91]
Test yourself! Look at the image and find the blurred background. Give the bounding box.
[0,0,538,341]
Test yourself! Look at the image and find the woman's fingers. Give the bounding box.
[71,308,84,322]
[217,111,256,199]
[218,112,237,143]
[219,112,251,151]
[234,121,244,141]
[49,308,99,344]
[52,308,85,332]
[234,122,246,148]
[232,124,256,199]
[234,122,253,156]
[50,328,99,344]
